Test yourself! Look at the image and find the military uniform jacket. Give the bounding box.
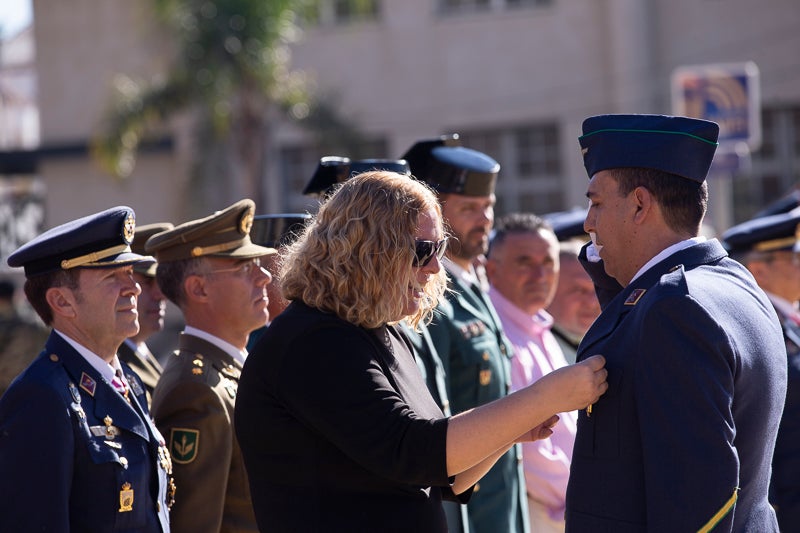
[400,320,470,533]
[150,333,257,533]
[118,340,163,407]
[0,331,171,532]
[769,299,800,532]
[427,272,529,533]
[566,239,787,532]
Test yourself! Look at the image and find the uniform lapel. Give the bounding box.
[577,240,728,360]
[449,274,500,332]
[48,336,150,441]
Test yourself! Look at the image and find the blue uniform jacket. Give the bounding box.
[566,239,787,532]
[427,273,529,533]
[0,331,172,532]
[770,308,800,532]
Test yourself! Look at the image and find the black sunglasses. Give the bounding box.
[413,238,448,267]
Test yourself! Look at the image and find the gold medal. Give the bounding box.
[119,482,134,512]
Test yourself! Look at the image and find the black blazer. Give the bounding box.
[236,301,460,533]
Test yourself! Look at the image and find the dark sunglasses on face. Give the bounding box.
[414,238,448,267]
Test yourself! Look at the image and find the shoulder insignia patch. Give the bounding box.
[170,428,200,464]
[624,288,647,306]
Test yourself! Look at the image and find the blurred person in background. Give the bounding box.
[723,208,800,532]
[246,212,311,352]
[0,276,49,397]
[146,199,274,533]
[117,222,173,407]
[546,240,600,365]
[235,171,607,533]
[486,212,575,533]
[404,136,529,533]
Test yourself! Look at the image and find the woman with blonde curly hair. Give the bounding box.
[235,171,607,533]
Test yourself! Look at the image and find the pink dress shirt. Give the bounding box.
[489,287,577,521]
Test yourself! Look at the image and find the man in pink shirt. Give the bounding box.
[486,212,576,533]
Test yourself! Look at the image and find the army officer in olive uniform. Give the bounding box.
[147,199,275,533]
[404,136,529,533]
[0,206,173,532]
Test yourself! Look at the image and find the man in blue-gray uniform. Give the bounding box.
[723,208,800,532]
[0,206,173,532]
[404,136,529,533]
[565,114,787,532]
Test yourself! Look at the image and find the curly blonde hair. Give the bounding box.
[280,171,447,329]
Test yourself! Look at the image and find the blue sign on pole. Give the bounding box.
[671,62,761,151]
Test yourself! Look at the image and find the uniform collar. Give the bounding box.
[630,236,706,284]
[443,256,480,287]
[184,325,247,364]
[53,328,120,383]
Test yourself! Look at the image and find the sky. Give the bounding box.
[0,0,32,39]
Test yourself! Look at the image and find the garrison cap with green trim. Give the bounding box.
[131,222,174,277]
[579,114,720,183]
[402,134,500,196]
[722,207,800,256]
[7,206,149,277]
[145,199,276,263]
[303,156,411,197]
[251,213,311,249]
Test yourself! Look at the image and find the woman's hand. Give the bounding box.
[539,354,608,413]
[515,415,560,443]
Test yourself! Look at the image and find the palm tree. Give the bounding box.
[93,0,316,214]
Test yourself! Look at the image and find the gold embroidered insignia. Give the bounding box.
[119,482,134,512]
[123,213,136,244]
[239,210,254,234]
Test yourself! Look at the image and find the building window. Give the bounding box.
[506,0,554,8]
[439,0,491,15]
[438,0,552,15]
[278,136,390,212]
[316,0,381,26]
[456,122,563,216]
[732,104,800,222]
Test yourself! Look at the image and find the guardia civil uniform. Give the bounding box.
[565,115,787,532]
[146,199,275,533]
[0,206,173,532]
[405,136,529,533]
[723,208,800,532]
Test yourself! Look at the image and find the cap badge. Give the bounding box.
[239,210,254,235]
[123,213,136,244]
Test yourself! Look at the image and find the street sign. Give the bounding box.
[671,62,761,151]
